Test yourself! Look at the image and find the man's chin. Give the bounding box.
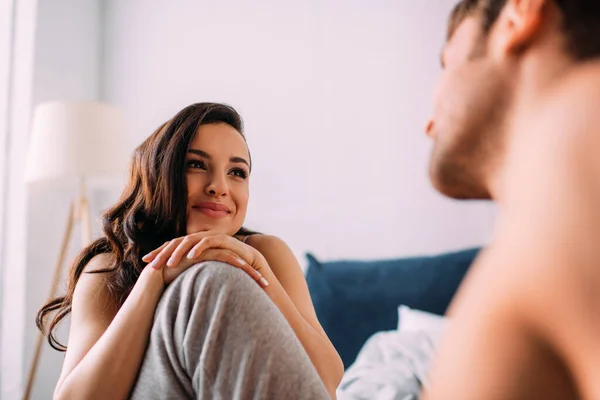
[429,165,491,200]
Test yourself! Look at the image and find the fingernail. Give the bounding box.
[236,258,246,266]
[260,277,269,286]
[166,257,175,267]
[187,250,196,259]
[142,254,150,261]
[149,260,158,269]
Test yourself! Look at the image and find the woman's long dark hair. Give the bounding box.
[36,103,257,351]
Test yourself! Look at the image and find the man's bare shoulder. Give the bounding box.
[501,59,600,325]
[425,239,583,400]
[500,62,600,395]
[496,64,600,397]
[485,216,600,398]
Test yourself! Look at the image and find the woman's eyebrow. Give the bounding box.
[188,149,210,158]
[230,156,249,167]
[189,149,249,167]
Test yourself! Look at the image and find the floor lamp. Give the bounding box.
[23,101,129,399]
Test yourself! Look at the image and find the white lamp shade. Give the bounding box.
[25,101,131,184]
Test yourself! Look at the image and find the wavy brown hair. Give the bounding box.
[36,102,257,351]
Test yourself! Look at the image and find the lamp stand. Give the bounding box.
[23,181,92,400]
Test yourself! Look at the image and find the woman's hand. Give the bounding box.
[142,231,271,287]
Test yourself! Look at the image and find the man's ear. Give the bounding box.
[493,0,548,56]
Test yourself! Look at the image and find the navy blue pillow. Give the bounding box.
[305,248,480,368]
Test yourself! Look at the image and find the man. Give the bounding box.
[423,0,600,399]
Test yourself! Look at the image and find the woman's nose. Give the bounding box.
[205,174,228,197]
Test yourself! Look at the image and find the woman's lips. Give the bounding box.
[192,202,230,219]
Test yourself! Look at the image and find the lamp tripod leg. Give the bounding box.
[23,200,76,400]
[80,195,92,246]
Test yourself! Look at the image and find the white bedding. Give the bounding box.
[336,307,446,400]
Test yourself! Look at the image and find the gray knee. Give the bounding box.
[190,261,251,283]
[166,261,258,296]
[134,262,271,399]
[154,260,282,359]
[160,261,269,317]
[138,266,329,400]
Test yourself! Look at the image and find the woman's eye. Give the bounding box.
[187,160,206,170]
[230,168,248,179]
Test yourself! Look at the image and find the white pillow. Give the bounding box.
[397,305,447,333]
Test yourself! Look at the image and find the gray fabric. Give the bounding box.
[130,262,330,400]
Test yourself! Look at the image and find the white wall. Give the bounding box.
[103,0,495,265]
[22,1,103,399]
[1,0,38,398]
[0,0,14,389]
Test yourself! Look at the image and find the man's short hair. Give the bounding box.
[447,0,479,40]
[449,0,600,60]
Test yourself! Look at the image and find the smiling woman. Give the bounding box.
[35,102,342,400]
[184,122,251,235]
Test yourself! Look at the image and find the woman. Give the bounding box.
[37,103,344,399]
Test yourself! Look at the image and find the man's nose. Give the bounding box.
[425,119,434,137]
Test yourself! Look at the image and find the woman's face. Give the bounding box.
[185,123,250,235]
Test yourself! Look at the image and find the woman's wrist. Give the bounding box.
[139,264,167,293]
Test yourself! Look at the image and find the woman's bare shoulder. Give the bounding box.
[243,234,290,253]
[74,252,119,313]
[82,252,114,273]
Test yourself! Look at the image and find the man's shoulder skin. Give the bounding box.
[505,61,600,398]
[424,62,600,400]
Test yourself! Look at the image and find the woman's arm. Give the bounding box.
[53,254,165,400]
[247,235,344,398]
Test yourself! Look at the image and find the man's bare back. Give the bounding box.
[422,0,600,398]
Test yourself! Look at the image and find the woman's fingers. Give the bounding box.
[187,235,269,287]
[143,231,218,265]
[148,238,182,270]
[141,241,170,262]
[166,234,202,268]
[188,234,255,266]
[164,248,268,287]
[231,256,269,287]
[199,249,268,287]
[146,232,268,288]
